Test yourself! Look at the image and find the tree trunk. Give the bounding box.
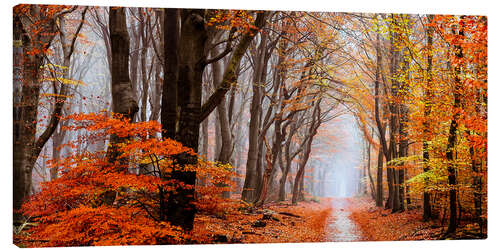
[422,14,434,221]
[161,8,180,140]
[212,47,232,198]
[292,100,321,204]
[165,9,208,231]
[159,8,180,223]
[445,18,464,235]
[13,6,81,224]
[376,147,384,207]
[110,7,139,120]
[366,140,376,199]
[242,33,267,202]
[372,31,392,210]
[107,7,139,207]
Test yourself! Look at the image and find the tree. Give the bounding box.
[20,113,191,246]
[292,97,322,204]
[13,5,86,224]
[422,14,434,221]
[161,9,268,230]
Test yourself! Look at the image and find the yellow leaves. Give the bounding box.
[19,111,204,246]
[44,77,87,86]
[13,39,23,48]
[43,63,68,70]
[207,10,256,33]
[41,93,74,98]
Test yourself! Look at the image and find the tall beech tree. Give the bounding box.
[13,5,87,224]
[161,9,268,230]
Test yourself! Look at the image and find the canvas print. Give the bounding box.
[12,4,487,247]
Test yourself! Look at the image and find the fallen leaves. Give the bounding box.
[190,198,333,244]
[349,197,442,241]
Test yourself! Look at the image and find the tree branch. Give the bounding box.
[199,11,268,122]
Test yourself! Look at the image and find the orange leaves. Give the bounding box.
[19,112,201,246]
[19,111,246,246]
[194,159,239,214]
[190,199,333,244]
[119,137,194,163]
[24,206,185,246]
[62,111,162,139]
[350,197,441,241]
[207,10,257,34]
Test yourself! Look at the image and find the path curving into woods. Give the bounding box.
[327,198,363,242]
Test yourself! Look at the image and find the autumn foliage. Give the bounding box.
[191,199,333,243]
[13,3,488,246]
[18,112,237,246]
[349,197,442,241]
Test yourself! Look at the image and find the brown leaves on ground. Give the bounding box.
[190,198,333,243]
[349,197,442,241]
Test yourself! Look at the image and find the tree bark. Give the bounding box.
[242,32,267,202]
[161,8,180,139]
[110,7,139,120]
[212,46,232,198]
[13,6,82,224]
[164,9,208,231]
[376,147,384,207]
[162,9,268,230]
[422,14,434,221]
[366,139,376,199]
[106,7,139,206]
[445,18,464,235]
[292,99,321,204]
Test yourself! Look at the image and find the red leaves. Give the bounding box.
[19,112,199,246]
[24,206,185,246]
[18,111,247,246]
[61,111,163,139]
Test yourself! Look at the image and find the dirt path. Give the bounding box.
[327,198,363,242]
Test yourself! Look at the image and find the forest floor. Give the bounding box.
[190,196,448,244]
[191,197,334,243]
[191,196,452,243]
[349,197,487,241]
[15,196,483,245]
[326,197,363,242]
[349,196,445,241]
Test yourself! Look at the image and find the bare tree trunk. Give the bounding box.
[242,34,267,202]
[399,46,410,210]
[366,139,376,199]
[109,7,139,120]
[164,9,208,231]
[388,16,401,213]
[138,9,151,122]
[372,30,392,210]
[211,47,232,198]
[292,100,321,204]
[200,83,210,158]
[376,147,384,207]
[161,8,180,140]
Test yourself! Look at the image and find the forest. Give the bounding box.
[12,4,487,247]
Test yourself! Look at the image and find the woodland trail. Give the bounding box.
[327,198,363,242]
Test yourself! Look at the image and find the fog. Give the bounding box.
[321,112,363,197]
